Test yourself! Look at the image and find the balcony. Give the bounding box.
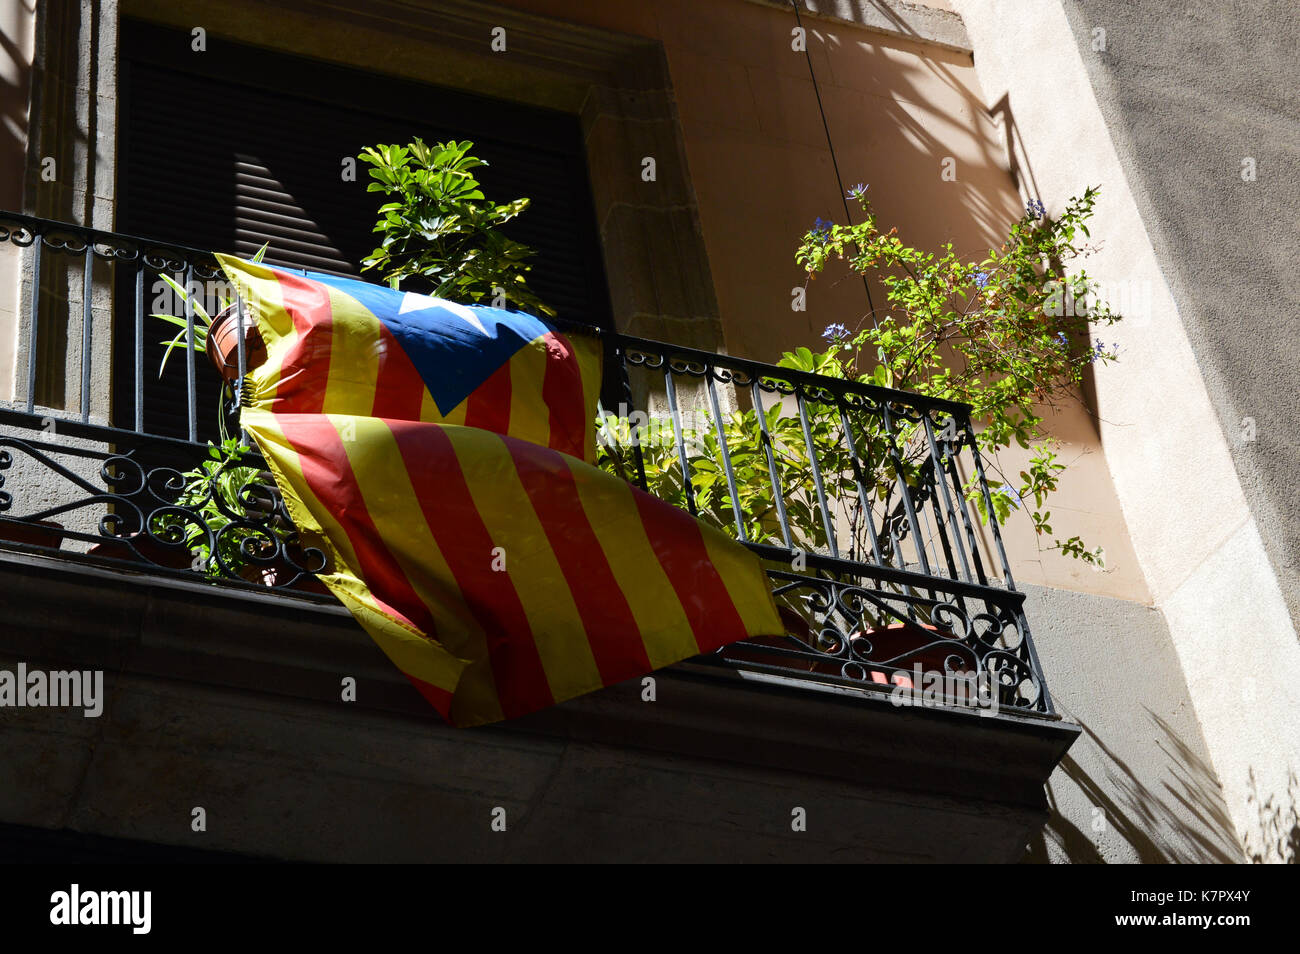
[0,211,1078,861]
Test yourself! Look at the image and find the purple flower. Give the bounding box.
[1087,340,1117,364]
[974,271,990,288]
[1056,331,1069,349]
[822,322,851,342]
[846,183,868,199]
[1026,198,1046,220]
[811,217,833,245]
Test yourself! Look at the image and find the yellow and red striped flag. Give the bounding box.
[219,256,782,727]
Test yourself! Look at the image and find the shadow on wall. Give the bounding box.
[987,92,1042,211]
[829,31,1021,252]
[1025,708,1241,863]
[761,24,1023,362]
[1244,766,1299,864]
[0,1,36,211]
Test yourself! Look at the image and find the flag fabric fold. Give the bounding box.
[219,256,783,727]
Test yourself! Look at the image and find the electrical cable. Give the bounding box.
[791,0,878,327]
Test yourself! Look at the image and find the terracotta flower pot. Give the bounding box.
[0,519,65,550]
[861,623,962,669]
[853,622,964,689]
[205,304,265,381]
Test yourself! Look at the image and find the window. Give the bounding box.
[114,18,612,440]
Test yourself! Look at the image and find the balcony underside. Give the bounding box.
[0,545,1078,862]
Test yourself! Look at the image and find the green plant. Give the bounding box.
[164,437,286,579]
[597,407,848,554]
[795,186,1118,565]
[598,187,1120,570]
[153,242,268,378]
[358,138,553,315]
[151,242,269,453]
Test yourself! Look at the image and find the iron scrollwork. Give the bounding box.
[0,433,327,592]
[716,569,1046,712]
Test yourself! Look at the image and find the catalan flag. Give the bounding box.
[218,256,782,727]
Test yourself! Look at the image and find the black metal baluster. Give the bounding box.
[963,413,1017,590]
[663,364,697,516]
[946,445,989,586]
[134,261,144,433]
[880,402,930,576]
[796,391,837,559]
[611,337,647,491]
[885,520,917,617]
[235,291,248,443]
[751,379,792,549]
[839,404,885,566]
[918,476,957,583]
[80,243,93,422]
[705,372,746,542]
[922,414,969,583]
[184,264,197,443]
[234,291,247,382]
[594,398,614,461]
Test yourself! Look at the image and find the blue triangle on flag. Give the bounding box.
[306,272,553,414]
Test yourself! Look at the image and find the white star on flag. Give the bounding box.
[398,291,489,336]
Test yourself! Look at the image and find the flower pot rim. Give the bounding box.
[206,304,265,381]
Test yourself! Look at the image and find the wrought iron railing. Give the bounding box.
[0,211,1056,715]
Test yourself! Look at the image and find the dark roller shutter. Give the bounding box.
[115,18,612,440]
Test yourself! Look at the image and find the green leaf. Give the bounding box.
[150,313,192,330]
